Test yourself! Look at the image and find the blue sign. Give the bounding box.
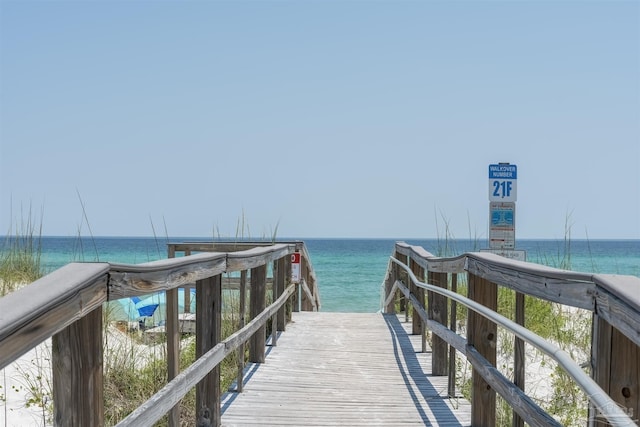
[489,164,517,179]
[488,163,517,202]
[491,209,514,227]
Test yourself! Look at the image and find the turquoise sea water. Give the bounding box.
[13,236,640,313]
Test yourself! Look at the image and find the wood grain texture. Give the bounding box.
[428,271,449,376]
[249,265,267,363]
[109,253,227,299]
[468,273,497,426]
[52,306,104,427]
[0,262,109,369]
[226,244,293,272]
[116,285,296,427]
[221,312,472,426]
[196,275,222,426]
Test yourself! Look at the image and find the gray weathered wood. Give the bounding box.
[116,284,296,426]
[166,238,181,427]
[108,253,226,299]
[593,278,640,348]
[593,315,639,427]
[428,271,448,376]
[249,264,267,363]
[52,306,104,427]
[196,275,222,426]
[394,277,565,427]
[513,290,525,427]
[448,273,458,398]
[300,278,317,312]
[464,345,562,427]
[468,272,497,426]
[237,270,247,393]
[275,257,287,331]
[221,312,472,426]
[226,244,294,272]
[166,287,180,427]
[410,258,423,336]
[0,262,109,370]
[466,257,595,310]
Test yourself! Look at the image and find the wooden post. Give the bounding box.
[428,271,449,376]
[448,273,458,398]
[301,259,313,311]
[275,257,287,331]
[249,264,267,363]
[237,270,247,393]
[468,272,497,426]
[384,261,396,314]
[592,315,639,427]
[395,252,409,321]
[285,254,293,322]
[196,274,222,427]
[184,249,192,313]
[513,291,525,427]
[410,259,424,336]
[166,246,180,427]
[167,287,180,427]
[52,307,104,427]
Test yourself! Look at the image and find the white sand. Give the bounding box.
[1,340,52,427]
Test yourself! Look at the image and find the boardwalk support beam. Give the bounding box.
[468,272,497,426]
[196,274,222,427]
[52,307,104,427]
[250,264,267,363]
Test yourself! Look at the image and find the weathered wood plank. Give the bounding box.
[52,306,104,427]
[410,258,423,335]
[466,257,595,310]
[108,253,226,299]
[514,290,525,427]
[468,273,497,426]
[226,244,294,272]
[221,312,472,426]
[166,287,180,427]
[196,274,222,426]
[428,271,448,376]
[237,270,247,394]
[116,285,295,427]
[249,265,267,363]
[0,262,109,369]
[275,257,286,331]
[593,279,640,348]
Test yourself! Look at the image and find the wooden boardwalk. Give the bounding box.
[221,312,471,426]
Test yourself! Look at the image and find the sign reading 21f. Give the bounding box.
[488,163,517,202]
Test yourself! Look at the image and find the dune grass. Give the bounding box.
[0,212,44,296]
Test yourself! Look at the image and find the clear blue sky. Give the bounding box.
[1,1,639,240]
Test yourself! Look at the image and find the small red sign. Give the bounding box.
[291,253,301,264]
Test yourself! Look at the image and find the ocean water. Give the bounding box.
[13,236,640,313]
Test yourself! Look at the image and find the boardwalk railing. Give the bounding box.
[384,242,639,427]
[0,241,319,426]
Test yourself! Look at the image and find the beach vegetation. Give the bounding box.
[0,206,44,296]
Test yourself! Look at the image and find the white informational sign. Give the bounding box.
[489,201,516,249]
[488,163,517,202]
[291,252,301,284]
[481,249,527,262]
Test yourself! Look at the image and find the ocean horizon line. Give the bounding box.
[3,235,639,242]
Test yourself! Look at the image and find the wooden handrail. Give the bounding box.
[115,283,296,426]
[0,262,110,369]
[394,241,640,346]
[386,242,640,427]
[0,241,320,426]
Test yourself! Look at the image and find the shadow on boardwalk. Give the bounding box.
[383,313,467,426]
[221,312,470,426]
